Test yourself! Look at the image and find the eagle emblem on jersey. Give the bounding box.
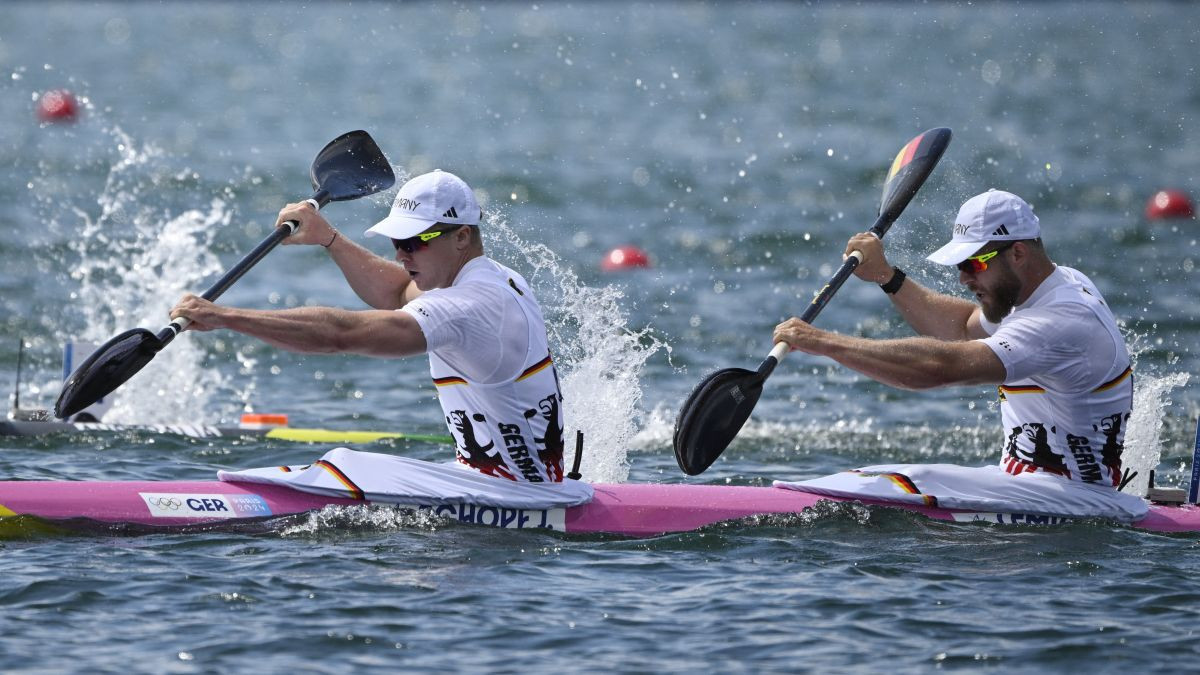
[1005,422,1068,474]
[448,410,513,480]
[524,393,565,481]
[1097,412,1129,481]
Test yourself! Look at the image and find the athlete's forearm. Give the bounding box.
[809,331,1002,390]
[218,306,424,357]
[218,306,356,353]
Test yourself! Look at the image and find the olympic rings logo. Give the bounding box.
[147,497,183,510]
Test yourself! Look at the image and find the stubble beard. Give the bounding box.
[979,266,1022,323]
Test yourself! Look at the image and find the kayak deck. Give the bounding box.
[2,480,1199,537]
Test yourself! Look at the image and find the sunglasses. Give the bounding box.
[391,226,463,254]
[957,241,1015,274]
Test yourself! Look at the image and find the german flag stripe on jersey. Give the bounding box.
[517,354,554,382]
[998,366,1133,397]
[998,384,1046,396]
[1094,366,1133,393]
[433,376,468,388]
[314,459,365,500]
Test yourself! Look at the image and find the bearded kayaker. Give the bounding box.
[771,189,1146,520]
[170,170,567,485]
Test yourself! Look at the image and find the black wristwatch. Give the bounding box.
[880,267,906,294]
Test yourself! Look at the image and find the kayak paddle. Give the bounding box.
[55,130,396,418]
[673,127,953,475]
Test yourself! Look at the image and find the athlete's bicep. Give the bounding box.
[944,340,1008,386]
[964,306,989,340]
[334,309,427,358]
[399,280,424,306]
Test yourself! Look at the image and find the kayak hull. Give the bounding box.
[3,480,1199,536]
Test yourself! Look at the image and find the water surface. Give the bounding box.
[2,2,1199,671]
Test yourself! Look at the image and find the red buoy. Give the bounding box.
[1145,189,1194,220]
[601,245,651,271]
[36,89,79,123]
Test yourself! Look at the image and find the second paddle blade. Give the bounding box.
[54,328,162,418]
[673,366,767,475]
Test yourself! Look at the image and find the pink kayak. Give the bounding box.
[2,480,1198,536]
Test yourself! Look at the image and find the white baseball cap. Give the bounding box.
[927,189,1041,265]
[365,170,482,240]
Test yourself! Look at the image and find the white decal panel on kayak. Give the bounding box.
[79,423,224,438]
[140,493,273,519]
[138,492,563,528]
[951,512,1073,526]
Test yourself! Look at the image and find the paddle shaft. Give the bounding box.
[756,213,894,377]
[12,338,23,411]
[1189,415,1200,504]
[156,197,323,346]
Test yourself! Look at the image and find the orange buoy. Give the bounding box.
[240,413,290,428]
[601,245,651,271]
[1145,189,1195,220]
[36,89,79,123]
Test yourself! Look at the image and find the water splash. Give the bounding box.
[483,210,668,484]
[49,126,239,423]
[280,504,444,537]
[1124,372,1191,496]
[1117,327,1192,496]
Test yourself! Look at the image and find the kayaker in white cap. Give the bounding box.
[771,189,1145,520]
[170,170,567,484]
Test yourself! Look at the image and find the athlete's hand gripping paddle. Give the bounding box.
[55,130,396,418]
[673,127,953,475]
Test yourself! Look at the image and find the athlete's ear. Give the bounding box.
[1009,240,1029,265]
[453,226,472,250]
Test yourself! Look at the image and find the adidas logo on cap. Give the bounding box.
[991,224,1010,236]
[443,207,458,219]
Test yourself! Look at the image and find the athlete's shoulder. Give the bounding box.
[1048,265,1111,304]
[458,257,538,298]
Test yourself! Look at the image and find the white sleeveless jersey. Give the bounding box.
[979,266,1132,487]
[401,257,565,483]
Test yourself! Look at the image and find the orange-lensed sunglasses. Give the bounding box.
[957,241,1015,274]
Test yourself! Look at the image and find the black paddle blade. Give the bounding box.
[54,328,162,418]
[310,130,395,203]
[673,366,767,475]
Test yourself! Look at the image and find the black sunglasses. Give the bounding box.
[391,226,463,254]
